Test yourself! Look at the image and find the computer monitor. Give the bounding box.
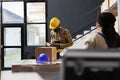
[62,49,120,80]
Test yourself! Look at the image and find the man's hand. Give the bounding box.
[45,42,51,46]
[51,43,61,49]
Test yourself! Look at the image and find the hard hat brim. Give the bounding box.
[49,25,56,30]
[36,61,44,64]
[49,24,58,30]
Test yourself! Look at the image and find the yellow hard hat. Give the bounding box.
[49,17,60,29]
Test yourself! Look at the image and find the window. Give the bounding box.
[4,48,21,67]
[27,24,46,45]
[1,0,46,70]
[2,2,24,23]
[27,2,45,23]
[2,25,23,69]
[26,2,46,46]
[4,28,21,46]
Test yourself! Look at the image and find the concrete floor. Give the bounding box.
[1,70,44,80]
[1,70,60,80]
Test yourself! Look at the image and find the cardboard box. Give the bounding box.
[35,47,57,61]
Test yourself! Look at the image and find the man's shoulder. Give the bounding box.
[60,27,69,32]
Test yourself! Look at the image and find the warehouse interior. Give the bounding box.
[0,0,120,80]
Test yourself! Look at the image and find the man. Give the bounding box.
[49,17,73,59]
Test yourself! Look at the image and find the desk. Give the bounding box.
[12,59,61,80]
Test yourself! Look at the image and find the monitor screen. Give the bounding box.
[62,49,120,80]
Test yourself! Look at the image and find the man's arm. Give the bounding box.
[59,29,73,48]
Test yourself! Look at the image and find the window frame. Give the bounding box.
[24,0,47,46]
[1,0,47,70]
[1,24,24,70]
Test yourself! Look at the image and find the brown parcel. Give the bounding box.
[35,47,57,61]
